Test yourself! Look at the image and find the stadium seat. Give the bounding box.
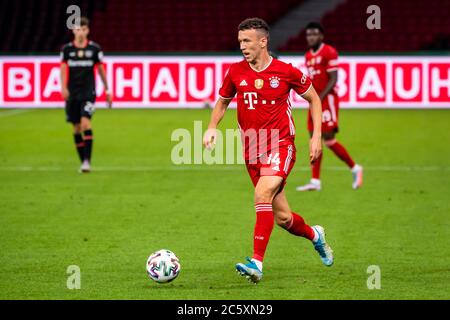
[280,0,450,52]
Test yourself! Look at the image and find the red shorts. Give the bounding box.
[245,143,296,188]
[308,93,339,133]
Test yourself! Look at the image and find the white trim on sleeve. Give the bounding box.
[219,95,234,100]
[300,83,313,97]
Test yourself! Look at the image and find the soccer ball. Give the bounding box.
[146,249,181,283]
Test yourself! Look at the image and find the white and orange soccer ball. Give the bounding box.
[146,249,181,283]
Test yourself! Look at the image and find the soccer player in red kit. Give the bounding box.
[203,18,333,284]
[297,22,363,191]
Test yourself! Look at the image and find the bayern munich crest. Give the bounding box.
[269,76,280,88]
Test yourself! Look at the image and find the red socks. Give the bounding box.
[252,204,317,262]
[283,212,315,241]
[253,203,274,262]
[325,139,355,168]
[311,152,323,179]
[312,139,355,180]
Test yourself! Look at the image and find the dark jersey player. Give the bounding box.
[296,22,363,191]
[203,18,334,284]
[60,17,112,173]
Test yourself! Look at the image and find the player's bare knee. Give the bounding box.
[254,189,275,204]
[254,178,282,204]
[73,123,82,134]
[323,132,336,145]
[274,211,291,227]
[80,118,91,131]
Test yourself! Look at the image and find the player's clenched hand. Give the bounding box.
[61,87,70,100]
[309,134,322,163]
[203,128,217,150]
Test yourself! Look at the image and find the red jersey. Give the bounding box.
[219,57,312,160]
[305,43,338,94]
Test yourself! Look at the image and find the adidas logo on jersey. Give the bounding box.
[239,80,248,86]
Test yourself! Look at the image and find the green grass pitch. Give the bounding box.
[0,107,449,299]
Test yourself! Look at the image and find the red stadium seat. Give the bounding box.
[281,0,450,52]
[88,0,304,52]
[0,0,447,52]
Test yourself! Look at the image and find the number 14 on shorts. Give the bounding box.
[267,152,280,171]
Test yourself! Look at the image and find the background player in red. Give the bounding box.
[296,22,363,191]
[60,17,112,173]
[203,18,334,284]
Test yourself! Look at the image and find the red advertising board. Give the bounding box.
[0,56,448,108]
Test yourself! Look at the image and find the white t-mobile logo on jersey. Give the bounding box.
[244,92,257,110]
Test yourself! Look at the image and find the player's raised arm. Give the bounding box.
[302,86,323,163]
[203,97,232,150]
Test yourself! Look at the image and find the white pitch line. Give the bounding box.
[0,165,448,172]
[0,109,33,118]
